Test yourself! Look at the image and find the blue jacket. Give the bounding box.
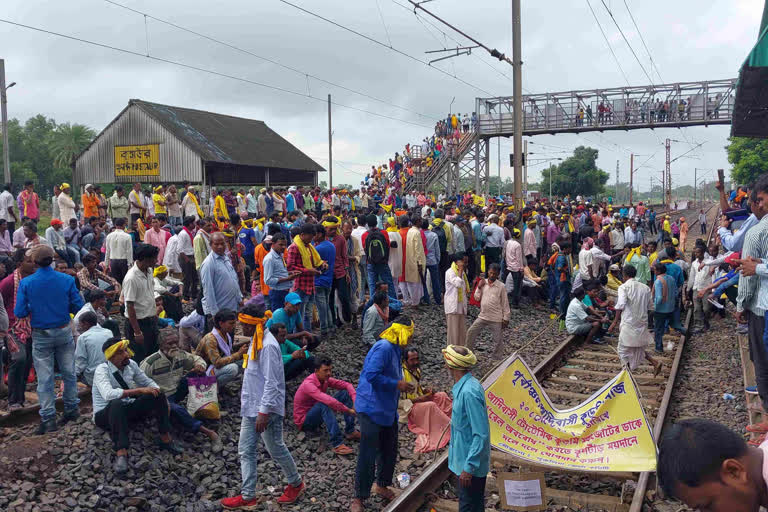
[15,266,84,329]
[449,373,490,477]
[355,339,402,426]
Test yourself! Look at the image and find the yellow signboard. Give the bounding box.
[486,356,656,472]
[115,144,160,177]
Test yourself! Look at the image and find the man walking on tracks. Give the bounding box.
[442,344,490,512]
[607,265,662,376]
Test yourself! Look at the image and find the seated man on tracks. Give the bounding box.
[565,287,608,345]
[140,329,224,452]
[399,347,453,453]
[293,357,359,456]
[92,338,183,473]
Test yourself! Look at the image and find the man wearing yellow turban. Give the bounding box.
[92,338,181,474]
[442,344,490,511]
[351,316,416,512]
[221,303,306,508]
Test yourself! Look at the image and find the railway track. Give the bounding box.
[388,203,719,512]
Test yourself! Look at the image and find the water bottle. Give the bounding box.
[723,393,735,401]
[397,472,411,489]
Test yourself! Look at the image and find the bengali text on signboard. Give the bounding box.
[485,356,656,472]
[114,144,160,177]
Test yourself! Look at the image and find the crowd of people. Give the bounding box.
[0,170,764,511]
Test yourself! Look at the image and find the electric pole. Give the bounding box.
[615,160,619,203]
[523,139,528,201]
[327,94,332,189]
[629,153,634,205]
[1,59,10,185]
[512,0,523,208]
[694,167,697,207]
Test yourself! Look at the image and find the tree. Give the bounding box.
[49,123,96,168]
[726,136,768,185]
[540,146,609,198]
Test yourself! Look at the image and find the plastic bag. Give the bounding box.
[186,375,220,419]
[468,277,483,307]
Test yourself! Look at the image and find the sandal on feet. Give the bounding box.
[372,484,395,502]
[350,499,365,512]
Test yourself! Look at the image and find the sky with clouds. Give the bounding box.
[1,0,763,191]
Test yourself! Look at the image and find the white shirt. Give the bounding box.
[162,234,182,273]
[91,360,158,418]
[0,191,14,221]
[578,249,595,279]
[181,194,200,219]
[128,190,143,215]
[565,298,589,333]
[177,228,194,256]
[688,257,713,292]
[122,263,156,320]
[58,193,77,224]
[615,278,652,348]
[240,330,285,418]
[104,229,133,264]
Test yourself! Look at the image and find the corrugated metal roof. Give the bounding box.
[131,99,325,173]
[74,103,204,185]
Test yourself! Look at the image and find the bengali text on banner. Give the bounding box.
[485,356,656,472]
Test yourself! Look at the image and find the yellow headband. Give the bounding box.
[322,218,340,228]
[238,311,273,365]
[154,185,163,192]
[61,183,70,190]
[379,320,414,346]
[153,265,168,277]
[442,344,477,369]
[104,339,133,360]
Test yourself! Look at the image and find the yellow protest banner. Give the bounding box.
[115,144,160,177]
[486,356,656,472]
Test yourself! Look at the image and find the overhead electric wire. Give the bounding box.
[372,0,394,48]
[388,0,530,93]
[100,0,437,120]
[0,17,433,129]
[598,0,654,86]
[622,0,664,84]
[275,0,495,96]
[584,0,630,87]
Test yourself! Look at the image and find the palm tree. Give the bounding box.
[49,123,96,168]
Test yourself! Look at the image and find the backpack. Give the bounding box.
[432,225,447,254]
[365,230,389,265]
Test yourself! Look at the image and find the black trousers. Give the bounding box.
[109,259,129,286]
[126,316,159,364]
[94,394,171,451]
[284,356,316,381]
[747,310,768,411]
[7,335,32,406]
[179,254,199,300]
[162,294,184,323]
[354,413,398,499]
[331,277,352,324]
[508,270,523,307]
[457,475,487,512]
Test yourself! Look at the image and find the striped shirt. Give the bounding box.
[737,215,768,316]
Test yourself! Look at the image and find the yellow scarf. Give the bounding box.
[451,262,470,303]
[381,203,393,213]
[625,246,642,264]
[379,320,414,346]
[214,195,229,219]
[186,192,205,218]
[442,344,477,369]
[238,311,273,366]
[649,251,658,265]
[292,234,322,270]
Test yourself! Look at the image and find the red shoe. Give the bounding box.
[748,433,767,447]
[220,495,263,510]
[277,481,306,504]
[746,422,768,433]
